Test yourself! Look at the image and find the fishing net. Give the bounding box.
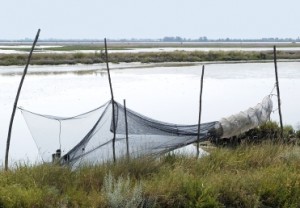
[219,96,273,138]
[19,101,220,166]
[19,96,272,167]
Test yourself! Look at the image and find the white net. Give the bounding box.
[219,95,273,138]
[19,96,272,167]
[19,101,219,166]
[19,102,109,162]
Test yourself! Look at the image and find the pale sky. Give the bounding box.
[0,0,299,40]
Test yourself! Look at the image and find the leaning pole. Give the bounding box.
[5,29,40,171]
[197,65,205,157]
[273,46,284,139]
[104,38,116,162]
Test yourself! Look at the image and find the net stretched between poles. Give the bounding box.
[19,96,273,167]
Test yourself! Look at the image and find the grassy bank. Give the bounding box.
[1,50,300,66]
[1,142,300,207]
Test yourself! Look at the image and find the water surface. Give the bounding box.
[1,62,299,164]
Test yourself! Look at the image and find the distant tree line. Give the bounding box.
[161,36,300,43]
[1,36,300,43]
[162,36,208,42]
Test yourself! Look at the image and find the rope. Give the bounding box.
[269,83,277,95]
[270,93,277,98]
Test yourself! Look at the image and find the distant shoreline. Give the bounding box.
[1,59,300,76]
[0,49,300,66]
[1,41,300,48]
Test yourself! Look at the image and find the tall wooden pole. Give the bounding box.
[104,38,116,162]
[197,65,205,157]
[123,99,129,160]
[273,46,284,139]
[5,29,40,170]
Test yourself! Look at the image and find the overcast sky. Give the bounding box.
[1,0,299,40]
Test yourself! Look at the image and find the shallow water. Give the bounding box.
[0,62,300,164]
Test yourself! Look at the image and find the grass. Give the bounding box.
[1,141,300,207]
[1,50,300,66]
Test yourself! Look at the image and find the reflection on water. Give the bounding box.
[0,62,200,76]
[1,62,300,163]
[0,70,107,76]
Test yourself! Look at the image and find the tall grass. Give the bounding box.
[1,50,300,66]
[1,143,300,207]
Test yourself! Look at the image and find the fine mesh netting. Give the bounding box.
[19,96,272,167]
[19,102,110,163]
[20,101,220,166]
[219,96,273,138]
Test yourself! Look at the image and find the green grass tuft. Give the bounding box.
[1,143,300,207]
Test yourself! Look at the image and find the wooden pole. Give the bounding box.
[273,46,284,139]
[123,99,129,160]
[5,29,40,171]
[197,65,205,157]
[104,38,116,162]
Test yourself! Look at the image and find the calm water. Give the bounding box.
[2,46,300,54]
[1,62,300,163]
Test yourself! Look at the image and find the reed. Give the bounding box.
[1,50,300,66]
[1,142,300,207]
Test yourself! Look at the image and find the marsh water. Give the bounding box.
[2,47,300,54]
[1,62,300,164]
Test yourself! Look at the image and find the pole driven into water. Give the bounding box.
[123,99,129,160]
[5,29,41,171]
[104,38,116,162]
[197,65,205,157]
[273,46,284,139]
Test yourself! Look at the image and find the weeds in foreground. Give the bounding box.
[1,142,300,207]
[102,172,144,208]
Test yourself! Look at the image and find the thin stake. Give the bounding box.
[104,38,116,162]
[273,46,284,139]
[123,99,129,160]
[197,65,205,158]
[5,29,41,171]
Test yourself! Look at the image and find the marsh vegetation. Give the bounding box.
[1,138,300,207]
[1,50,300,66]
[1,43,300,207]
